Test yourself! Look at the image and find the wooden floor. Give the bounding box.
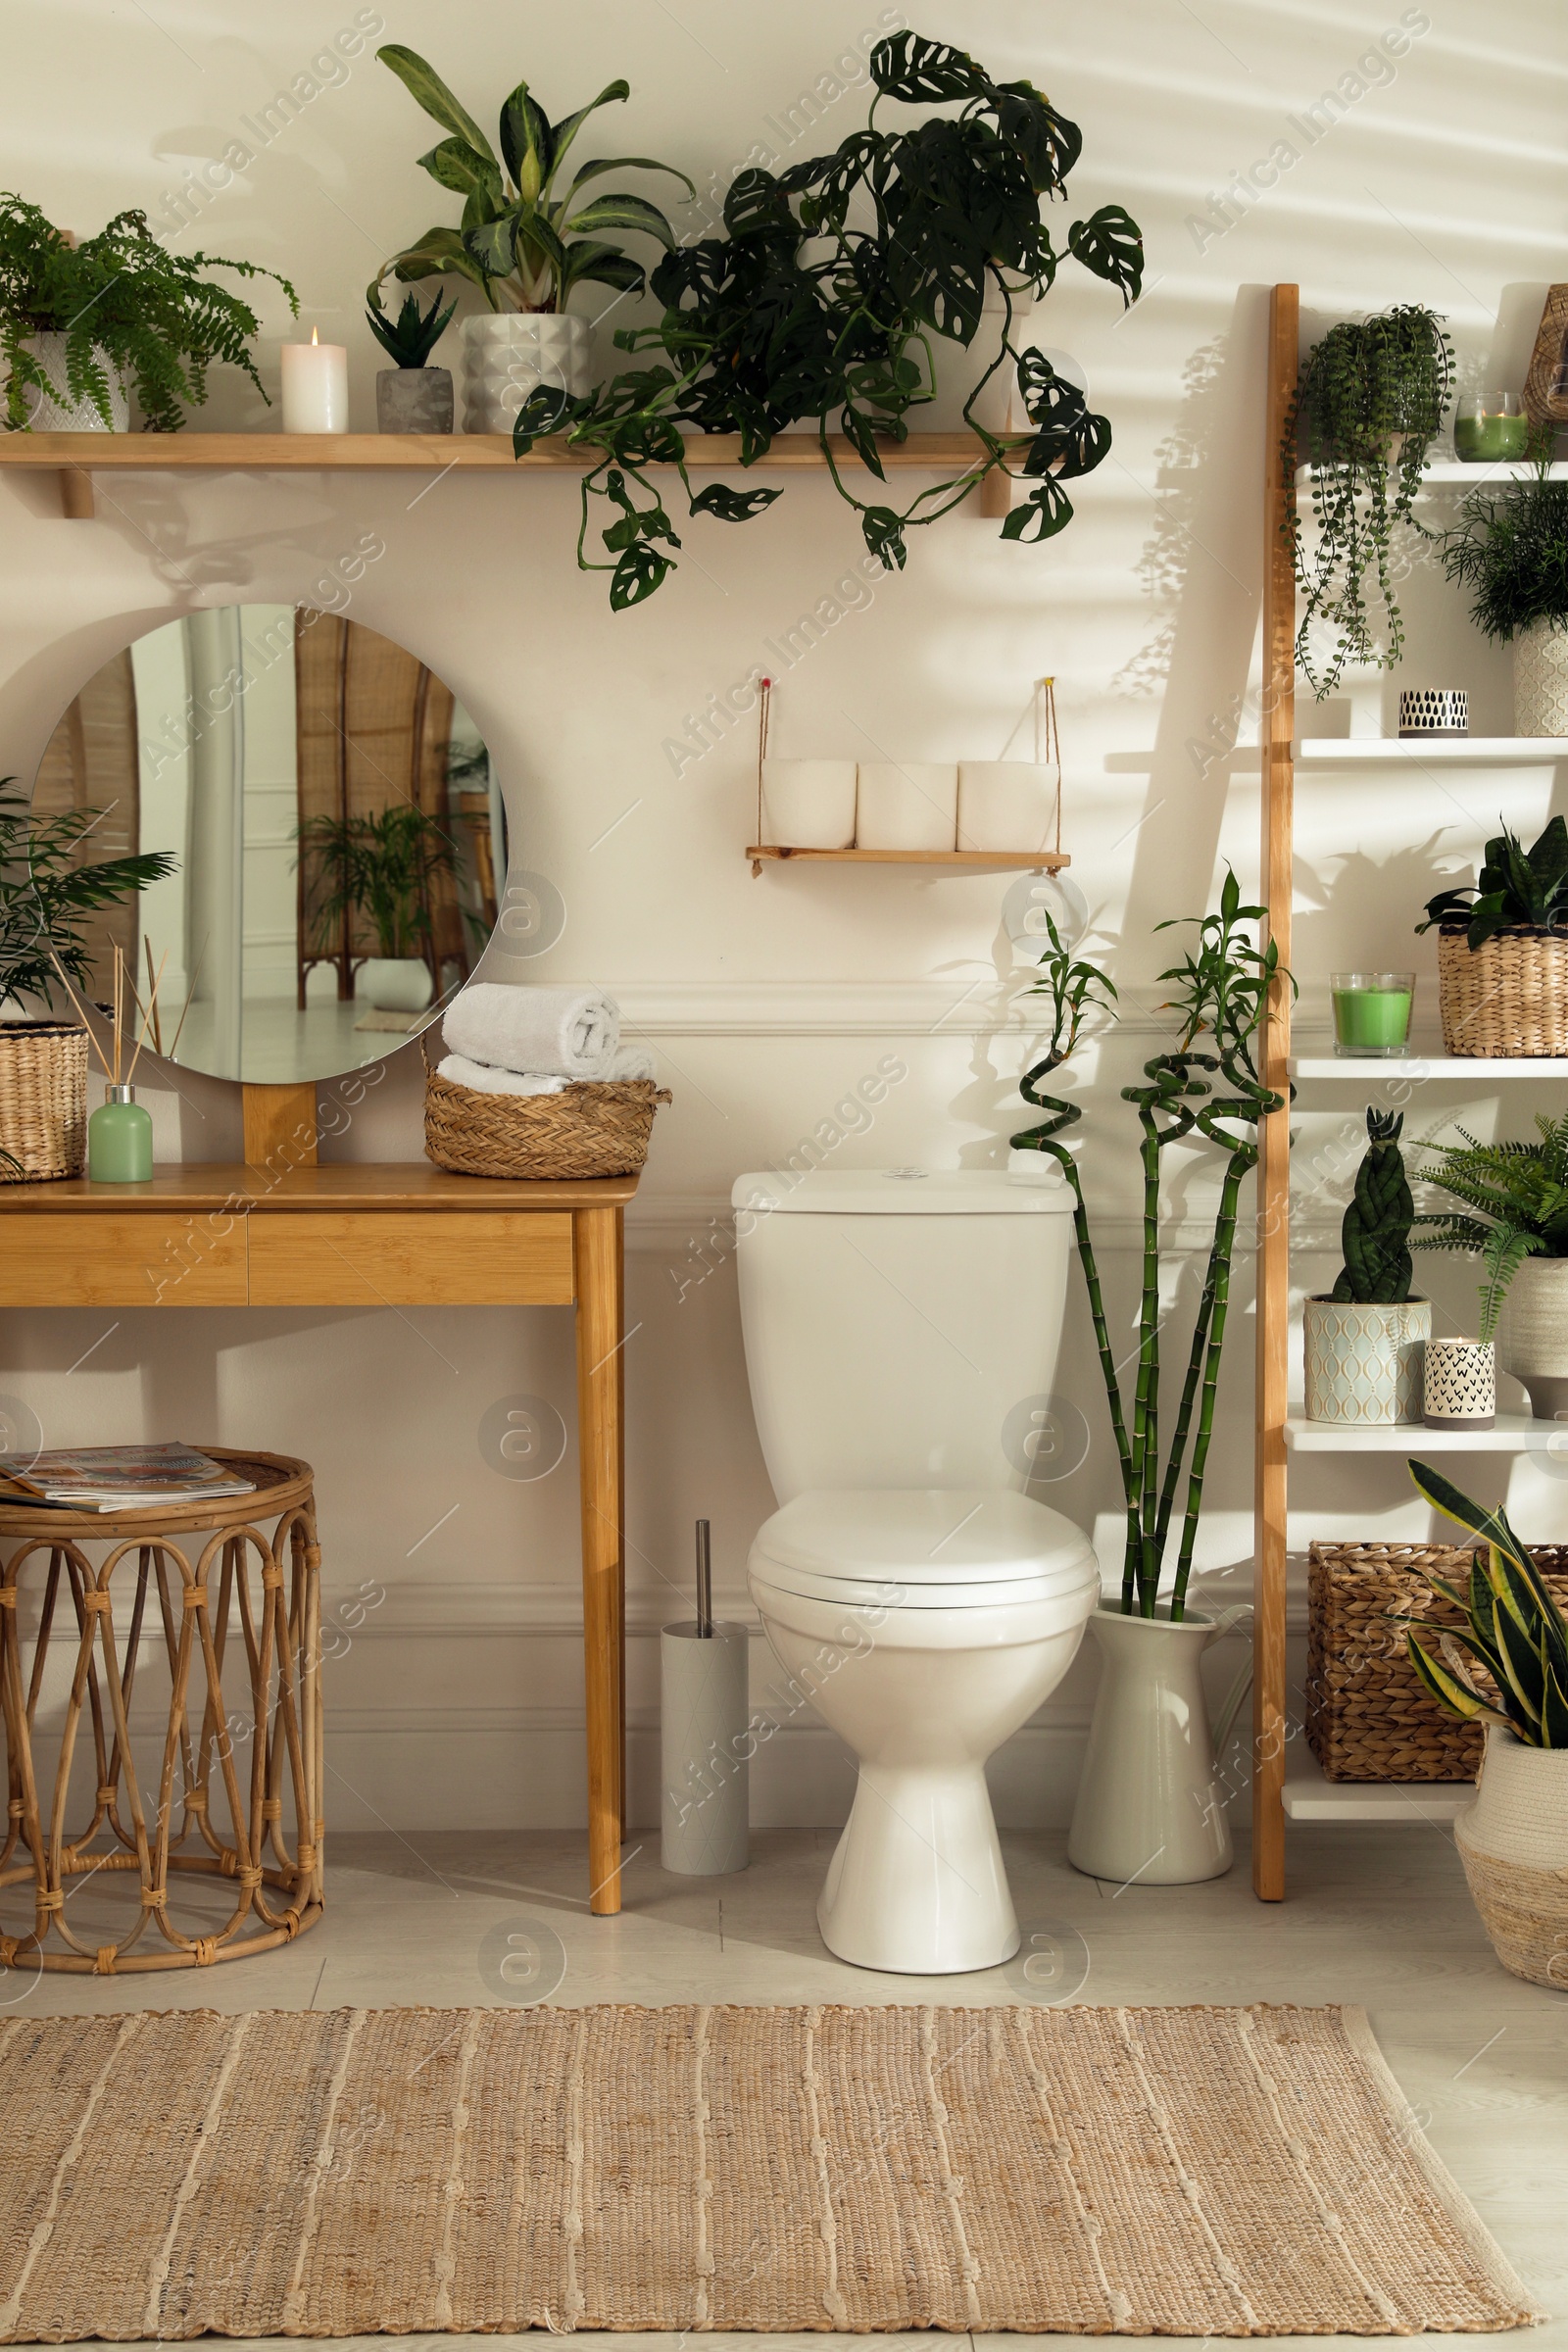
[6,1826,1562,2349]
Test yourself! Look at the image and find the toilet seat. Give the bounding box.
[749,1488,1100,1612]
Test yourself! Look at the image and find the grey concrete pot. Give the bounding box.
[375,367,454,434]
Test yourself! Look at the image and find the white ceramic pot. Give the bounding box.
[956,761,1058,854]
[1302,1295,1430,1424]
[854,762,957,852]
[1422,1336,1495,1429]
[1497,1255,1568,1419]
[1454,1726,1568,1989]
[1513,622,1568,737]
[759,759,857,851]
[357,956,434,1014]
[1067,1603,1234,1886]
[461,313,593,432]
[9,332,127,429]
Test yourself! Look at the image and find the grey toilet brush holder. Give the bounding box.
[661,1519,749,1876]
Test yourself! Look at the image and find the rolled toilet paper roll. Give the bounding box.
[661,1622,750,1875]
[855,762,958,852]
[760,759,857,850]
[956,760,1059,854]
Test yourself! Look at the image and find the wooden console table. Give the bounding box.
[0,1160,637,1915]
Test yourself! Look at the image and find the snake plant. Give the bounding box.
[1403,1458,1568,1745]
[1413,1112,1568,1344]
[1331,1109,1415,1303]
[1011,871,1287,1619]
[1416,813,1568,951]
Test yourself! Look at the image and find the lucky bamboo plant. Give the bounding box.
[1011,871,1288,1619]
[1403,1458,1568,1745]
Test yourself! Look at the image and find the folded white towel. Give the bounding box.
[439,1054,568,1097]
[444,982,618,1080]
[606,1041,656,1082]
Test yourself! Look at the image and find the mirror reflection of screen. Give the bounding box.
[31,608,504,1087]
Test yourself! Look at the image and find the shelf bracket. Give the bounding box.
[59,466,95,519]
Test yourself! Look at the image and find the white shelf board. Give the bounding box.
[1286,1411,1560,1453]
[1283,1746,1472,1824]
[1294,736,1568,762]
[1291,1054,1568,1081]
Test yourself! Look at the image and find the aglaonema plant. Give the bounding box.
[1011,873,1288,1619]
[1402,1458,1568,1745]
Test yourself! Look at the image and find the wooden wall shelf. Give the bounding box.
[746,846,1068,875]
[0,429,986,518]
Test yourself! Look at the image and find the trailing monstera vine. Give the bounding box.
[509,31,1143,608]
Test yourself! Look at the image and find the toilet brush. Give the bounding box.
[661,1518,749,1875]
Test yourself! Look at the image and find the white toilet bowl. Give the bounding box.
[749,1488,1100,1974]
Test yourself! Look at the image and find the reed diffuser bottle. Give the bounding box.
[51,943,166,1184]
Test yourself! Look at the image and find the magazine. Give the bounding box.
[0,1443,256,1513]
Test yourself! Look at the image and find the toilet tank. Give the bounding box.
[731,1167,1077,1502]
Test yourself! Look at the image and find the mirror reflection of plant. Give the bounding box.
[1283,305,1455,696]
[1401,1458,1568,1744]
[1413,1112,1568,1345]
[1012,871,1289,1619]
[0,194,298,432]
[0,784,176,1012]
[1438,445,1568,643]
[1417,812,1568,951]
[297,805,462,966]
[512,32,1143,609]
[366,287,457,369]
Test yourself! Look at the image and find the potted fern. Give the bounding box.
[1402,1459,1568,1989]
[1303,1110,1430,1424]
[1416,813,1568,1058]
[368,288,457,433]
[1415,1114,1568,1420]
[1439,450,1568,735]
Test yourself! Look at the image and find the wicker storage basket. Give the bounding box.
[423,1051,670,1179]
[1306,1541,1568,1782]
[0,1021,88,1181]
[1437,923,1568,1055]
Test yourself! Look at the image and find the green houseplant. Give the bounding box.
[509,30,1144,608]
[1416,814,1568,1058]
[0,195,297,432]
[1010,875,1286,1886]
[1400,1459,1568,1987]
[297,804,462,1014]
[1284,305,1455,696]
[1414,1113,1568,1415]
[367,287,458,434]
[1302,1109,1430,1425]
[1439,450,1568,733]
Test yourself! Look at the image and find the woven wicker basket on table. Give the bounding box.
[422,1046,670,1179]
[1437,924,1568,1055]
[0,1022,88,1181]
[1306,1541,1568,1782]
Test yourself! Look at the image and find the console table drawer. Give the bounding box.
[248,1213,574,1305]
[0,1215,248,1304]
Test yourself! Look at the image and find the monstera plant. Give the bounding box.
[510,31,1144,608]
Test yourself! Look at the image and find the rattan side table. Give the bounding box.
[0,1449,322,1974]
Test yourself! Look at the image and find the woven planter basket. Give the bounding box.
[1437,922,1568,1055]
[1305,1541,1568,1783]
[423,1050,669,1179]
[0,1021,88,1181]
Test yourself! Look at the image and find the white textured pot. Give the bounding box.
[1497,1255,1568,1419]
[8,332,127,429]
[1067,1603,1233,1886]
[854,762,957,851]
[1302,1295,1430,1424]
[1513,622,1568,737]
[759,759,857,850]
[956,761,1058,854]
[1454,1726,1568,1989]
[357,956,434,1014]
[1423,1336,1495,1429]
[462,313,593,432]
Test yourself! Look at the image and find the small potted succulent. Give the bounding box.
[1304,1109,1430,1425]
[1403,1459,1568,1989]
[1416,813,1568,1057]
[0,193,296,430]
[1414,1114,1568,1419]
[1439,449,1568,735]
[367,287,457,433]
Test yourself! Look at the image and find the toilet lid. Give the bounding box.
[748,1489,1099,1608]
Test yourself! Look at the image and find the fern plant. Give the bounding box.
[1402,1458,1568,1745]
[1413,1113,1568,1344]
[1331,1108,1414,1303]
[1439,449,1568,642]
[0,194,297,431]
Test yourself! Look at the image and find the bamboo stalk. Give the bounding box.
[1171,1150,1251,1615]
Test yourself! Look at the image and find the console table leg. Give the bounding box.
[575,1205,624,1915]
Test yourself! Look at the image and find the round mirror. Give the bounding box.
[31,606,504,1086]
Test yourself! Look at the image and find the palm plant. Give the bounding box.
[1402,1459,1568,1745]
[1413,1113,1568,1344]
[0,784,175,1011]
[297,805,458,968]
[1011,871,1287,1619]
[1439,448,1568,643]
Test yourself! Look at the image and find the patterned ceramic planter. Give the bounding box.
[461,314,593,431]
[1423,1337,1495,1430]
[10,332,127,429]
[1302,1297,1430,1424]
[1398,687,1467,737]
[1513,622,1568,737]
[1497,1256,1568,1419]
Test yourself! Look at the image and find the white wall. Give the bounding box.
[3,0,1567,1834]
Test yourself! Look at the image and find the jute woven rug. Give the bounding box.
[0,2002,1541,2338]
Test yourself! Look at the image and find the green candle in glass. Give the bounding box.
[1453,390,1529,464]
[1332,973,1415,1057]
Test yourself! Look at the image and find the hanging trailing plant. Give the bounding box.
[510,31,1143,609]
[1283,304,1455,697]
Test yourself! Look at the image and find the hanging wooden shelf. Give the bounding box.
[746,845,1069,874]
[0,428,985,519]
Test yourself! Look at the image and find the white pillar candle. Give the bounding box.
[280,326,349,433]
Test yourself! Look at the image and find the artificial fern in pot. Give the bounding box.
[1438,451,1568,734]
[1416,812,1568,1056]
[1302,1109,1430,1425]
